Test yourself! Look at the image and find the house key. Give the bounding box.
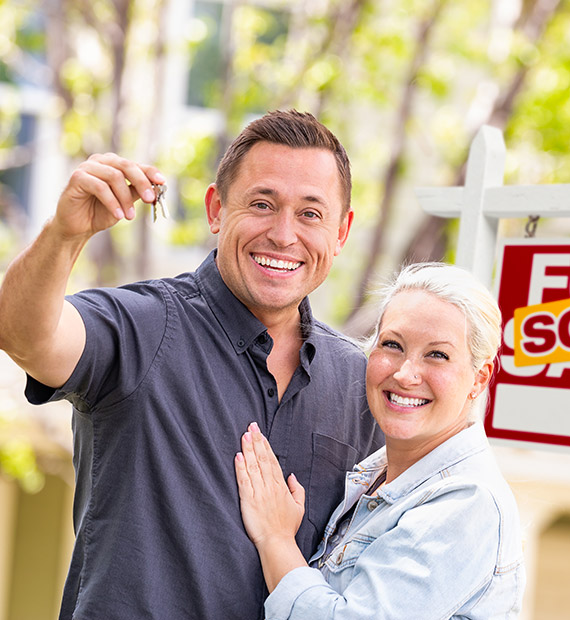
[152,183,169,222]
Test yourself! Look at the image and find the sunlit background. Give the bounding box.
[1,0,570,618]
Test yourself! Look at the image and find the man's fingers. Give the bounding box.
[80,154,166,219]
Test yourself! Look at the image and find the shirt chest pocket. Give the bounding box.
[307,433,359,531]
[323,538,371,573]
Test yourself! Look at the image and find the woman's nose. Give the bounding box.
[393,358,421,385]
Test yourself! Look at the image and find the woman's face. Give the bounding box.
[366,289,492,452]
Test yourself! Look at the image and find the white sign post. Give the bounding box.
[415,126,570,453]
[416,125,570,288]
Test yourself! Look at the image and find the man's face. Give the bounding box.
[205,142,352,323]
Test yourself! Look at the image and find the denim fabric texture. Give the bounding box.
[265,422,525,620]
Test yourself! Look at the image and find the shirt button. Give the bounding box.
[367,500,379,512]
[237,339,245,347]
[267,388,275,397]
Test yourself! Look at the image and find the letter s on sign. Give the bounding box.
[501,318,546,377]
[521,312,557,356]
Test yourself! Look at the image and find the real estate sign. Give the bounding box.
[486,239,570,451]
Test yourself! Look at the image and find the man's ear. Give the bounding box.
[205,184,222,234]
[334,208,354,256]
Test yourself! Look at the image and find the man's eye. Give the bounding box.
[253,202,270,210]
[302,211,320,219]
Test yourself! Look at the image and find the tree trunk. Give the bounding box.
[345,0,447,323]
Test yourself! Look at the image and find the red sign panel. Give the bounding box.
[486,240,570,451]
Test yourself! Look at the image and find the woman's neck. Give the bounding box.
[384,421,470,483]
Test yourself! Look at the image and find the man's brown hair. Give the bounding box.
[215,109,351,215]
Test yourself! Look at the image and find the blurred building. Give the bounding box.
[1,1,570,619]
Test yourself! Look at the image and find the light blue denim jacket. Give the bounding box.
[265,423,525,619]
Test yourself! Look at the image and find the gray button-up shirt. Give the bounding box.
[26,250,384,620]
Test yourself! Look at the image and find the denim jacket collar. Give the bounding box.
[342,422,488,508]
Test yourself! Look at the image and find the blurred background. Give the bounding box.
[1,0,570,618]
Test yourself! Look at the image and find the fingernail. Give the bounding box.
[114,208,124,220]
[244,432,252,443]
[126,207,135,219]
[250,422,260,433]
[155,173,166,183]
[143,189,155,203]
[236,452,244,461]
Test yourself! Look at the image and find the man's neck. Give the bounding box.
[257,308,303,402]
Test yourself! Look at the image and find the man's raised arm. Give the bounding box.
[0,153,165,388]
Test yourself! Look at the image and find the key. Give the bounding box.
[152,183,169,222]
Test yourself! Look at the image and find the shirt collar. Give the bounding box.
[349,422,490,501]
[379,422,490,502]
[196,250,316,358]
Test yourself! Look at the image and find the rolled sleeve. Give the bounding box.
[265,567,336,620]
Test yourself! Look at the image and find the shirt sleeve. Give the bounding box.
[25,281,168,412]
[264,479,502,620]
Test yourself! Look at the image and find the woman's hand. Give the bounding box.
[235,422,305,547]
[235,423,308,592]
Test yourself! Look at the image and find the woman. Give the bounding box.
[235,262,526,619]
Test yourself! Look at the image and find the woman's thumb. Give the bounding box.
[287,473,305,506]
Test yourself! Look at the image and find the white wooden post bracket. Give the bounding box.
[415,124,570,287]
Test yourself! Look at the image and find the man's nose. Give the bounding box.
[265,211,298,247]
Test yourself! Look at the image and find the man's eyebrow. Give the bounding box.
[246,186,327,205]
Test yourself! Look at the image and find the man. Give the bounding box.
[0,110,384,619]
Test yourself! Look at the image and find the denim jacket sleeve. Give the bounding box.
[264,478,524,620]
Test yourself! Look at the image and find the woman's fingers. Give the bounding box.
[241,430,265,491]
[249,423,288,489]
[234,452,253,499]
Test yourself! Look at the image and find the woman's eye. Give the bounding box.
[381,340,402,351]
[428,350,449,360]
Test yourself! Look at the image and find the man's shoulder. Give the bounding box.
[153,271,201,300]
[107,271,202,303]
[310,319,366,357]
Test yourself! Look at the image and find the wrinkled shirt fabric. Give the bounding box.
[265,422,525,620]
[25,250,384,620]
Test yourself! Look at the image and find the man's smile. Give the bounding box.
[252,253,303,272]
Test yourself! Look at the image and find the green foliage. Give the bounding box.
[159,129,217,246]
[505,7,570,183]
[3,0,570,313]
[0,421,45,494]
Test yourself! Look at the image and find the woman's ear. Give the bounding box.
[471,359,494,399]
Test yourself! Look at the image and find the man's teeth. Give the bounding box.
[388,393,429,408]
[253,255,301,271]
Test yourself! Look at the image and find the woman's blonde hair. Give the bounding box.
[371,262,502,419]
